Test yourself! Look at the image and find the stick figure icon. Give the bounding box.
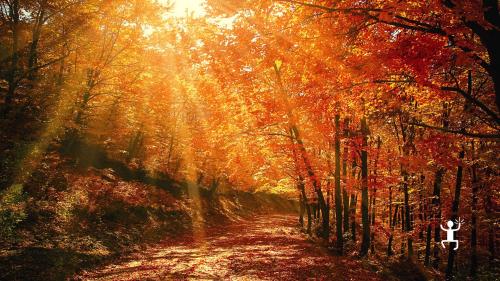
[440,218,463,250]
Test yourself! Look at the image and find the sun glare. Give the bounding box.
[172,0,206,17]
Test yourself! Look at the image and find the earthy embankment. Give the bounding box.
[0,153,297,281]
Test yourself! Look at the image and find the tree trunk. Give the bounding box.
[334,114,343,253]
[476,141,494,265]
[311,203,317,220]
[28,1,47,82]
[474,14,500,113]
[298,179,312,234]
[360,116,370,256]
[429,101,452,268]
[291,125,329,240]
[443,0,500,114]
[485,187,495,264]
[274,62,329,239]
[370,136,381,253]
[403,172,413,257]
[470,147,478,277]
[432,168,445,269]
[299,192,305,227]
[327,180,331,214]
[3,0,20,117]
[342,118,350,233]
[445,149,465,280]
[424,223,432,266]
[387,184,395,256]
[400,206,406,254]
[350,193,357,242]
[425,169,444,266]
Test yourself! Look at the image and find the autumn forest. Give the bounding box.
[0,0,499,280]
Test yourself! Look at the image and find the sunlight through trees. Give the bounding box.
[0,0,498,280]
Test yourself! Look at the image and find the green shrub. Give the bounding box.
[0,184,27,239]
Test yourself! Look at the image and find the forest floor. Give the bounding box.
[74,214,383,281]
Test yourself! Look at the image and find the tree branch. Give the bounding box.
[267,133,295,140]
[410,121,500,139]
[280,0,381,13]
[441,86,499,123]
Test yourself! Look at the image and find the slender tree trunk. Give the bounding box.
[400,206,404,231]
[400,206,406,254]
[424,223,432,266]
[3,0,20,117]
[312,203,317,220]
[360,116,370,256]
[342,182,350,234]
[334,115,343,253]
[298,179,312,234]
[425,169,444,266]
[418,175,426,241]
[306,202,312,234]
[274,62,329,239]
[395,110,414,257]
[299,192,305,227]
[403,172,413,257]
[342,118,350,234]
[429,101,452,268]
[485,187,495,264]
[350,193,357,241]
[167,134,175,172]
[445,149,465,280]
[28,1,47,82]
[370,136,381,253]
[393,204,400,227]
[470,150,478,278]
[387,185,395,256]
[327,180,331,226]
[432,168,445,269]
[291,125,329,240]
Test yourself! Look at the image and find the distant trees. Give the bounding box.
[202,0,499,279]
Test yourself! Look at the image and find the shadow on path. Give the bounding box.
[75,215,382,281]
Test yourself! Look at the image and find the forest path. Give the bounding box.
[75,214,383,280]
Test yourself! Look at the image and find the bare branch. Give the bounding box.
[441,86,499,123]
[410,121,500,139]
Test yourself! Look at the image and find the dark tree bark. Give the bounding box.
[370,136,381,253]
[403,172,413,257]
[425,169,445,266]
[443,0,500,113]
[291,125,329,239]
[400,206,406,254]
[432,168,445,269]
[334,114,343,253]
[350,192,357,242]
[273,63,329,240]
[342,118,350,233]
[485,186,495,264]
[387,185,395,256]
[428,103,452,268]
[445,149,465,280]
[470,144,478,277]
[424,222,432,266]
[3,0,21,117]
[360,116,370,256]
[27,1,48,82]
[299,192,305,227]
[298,178,312,234]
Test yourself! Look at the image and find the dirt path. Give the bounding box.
[75,215,383,280]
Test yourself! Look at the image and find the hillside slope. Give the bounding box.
[0,152,297,281]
